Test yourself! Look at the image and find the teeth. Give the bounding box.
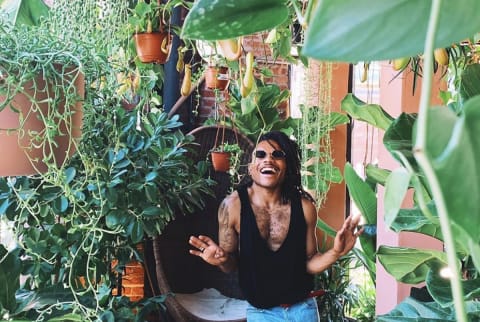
[260,167,276,174]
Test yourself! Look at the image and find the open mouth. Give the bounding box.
[260,167,277,175]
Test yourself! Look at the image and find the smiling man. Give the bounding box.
[189,131,361,322]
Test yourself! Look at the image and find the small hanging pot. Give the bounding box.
[133,32,171,64]
[211,151,231,172]
[205,66,229,90]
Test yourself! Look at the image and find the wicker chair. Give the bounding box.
[153,125,254,322]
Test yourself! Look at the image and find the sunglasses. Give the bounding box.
[254,150,286,159]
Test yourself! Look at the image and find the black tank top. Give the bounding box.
[237,186,313,308]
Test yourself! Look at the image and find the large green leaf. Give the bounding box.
[181,0,289,40]
[377,296,467,321]
[427,99,480,248]
[0,0,49,26]
[377,246,448,284]
[384,113,417,168]
[344,163,376,225]
[343,162,377,277]
[384,167,411,228]
[303,0,480,62]
[341,94,393,131]
[426,268,480,308]
[365,164,391,186]
[391,203,442,241]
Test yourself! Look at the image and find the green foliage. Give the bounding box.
[181,0,288,40]
[343,93,480,319]
[377,296,480,321]
[128,0,189,33]
[0,0,49,26]
[299,105,348,205]
[348,278,376,322]
[315,254,359,322]
[226,78,298,143]
[303,0,480,62]
[343,163,376,285]
[341,94,393,131]
[0,1,213,320]
[0,108,213,320]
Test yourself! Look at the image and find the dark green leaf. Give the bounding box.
[303,0,480,62]
[142,206,162,217]
[392,203,442,241]
[344,163,376,225]
[377,296,458,321]
[0,246,21,312]
[365,164,390,186]
[426,267,480,307]
[341,94,393,131]
[128,220,144,244]
[181,0,289,40]
[377,246,448,284]
[427,100,480,250]
[384,113,417,168]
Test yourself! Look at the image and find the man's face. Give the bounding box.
[249,139,287,189]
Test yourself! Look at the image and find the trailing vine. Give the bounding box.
[0,1,213,321]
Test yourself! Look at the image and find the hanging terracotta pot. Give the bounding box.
[0,68,84,176]
[205,66,229,90]
[133,32,171,64]
[211,151,231,172]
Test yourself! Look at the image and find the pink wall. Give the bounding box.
[375,61,445,314]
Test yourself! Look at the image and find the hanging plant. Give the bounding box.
[0,23,88,176]
[128,0,188,64]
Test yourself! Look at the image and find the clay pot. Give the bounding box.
[133,32,171,64]
[205,66,229,90]
[0,68,84,176]
[211,151,231,172]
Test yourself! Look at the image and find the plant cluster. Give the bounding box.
[128,0,190,34]
[0,1,214,321]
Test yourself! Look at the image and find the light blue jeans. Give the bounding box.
[246,297,320,322]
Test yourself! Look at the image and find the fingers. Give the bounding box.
[189,235,210,255]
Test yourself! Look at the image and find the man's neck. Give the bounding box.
[249,183,283,208]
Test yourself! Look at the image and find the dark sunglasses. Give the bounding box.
[254,150,286,159]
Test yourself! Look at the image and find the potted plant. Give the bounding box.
[193,40,231,91]
[205,64,230,91]
[128,0,185,64]
[0,22,89,176]
[0,1,215,320]
[210,141,241,173]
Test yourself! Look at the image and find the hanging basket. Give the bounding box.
[134,32,172,64]
[0,67,84,176]
[211,151,231,172]
[205,66,229,90]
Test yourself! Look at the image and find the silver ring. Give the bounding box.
[200,247,205,252]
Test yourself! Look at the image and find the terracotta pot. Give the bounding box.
[0,68,84,176]
[205,66,229,90]
[134,32,171,64]
[211,151,231,172]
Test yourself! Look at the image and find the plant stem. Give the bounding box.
[413,0,466,321]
